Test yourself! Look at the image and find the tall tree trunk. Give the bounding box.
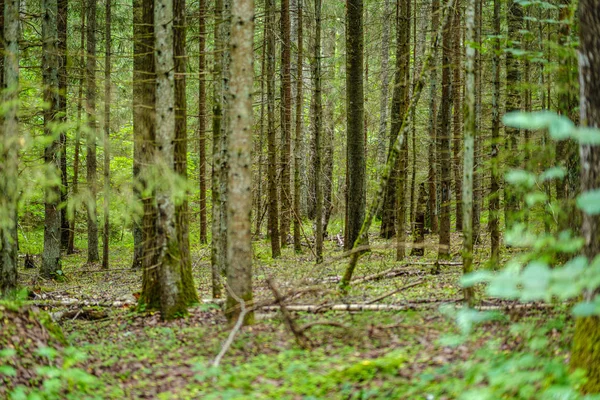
[472,0,482,242]
[377,0,391,165]
[58,0,69,249]
[0,0,19,295]
[570,1,600,391]
[173,0,197,304]
[462,0,475,305]
[266,0,280,257]
[42,0,62,278]
[427,0,440,235]
[313,0,323,263]
[345,0,366,251]
[504,0,523,230]
[68,4,85,255]
[453,0,462,232]
[255,19,266,236]
[86,0,99,263]
[489,0,501,265]
[293,0,303,253]
[280,0,292,246]
[437,0,453,261]
[395,0,410,260]
[226,0,255,325]
[212,0,225,295]
[152,0,194,320]
[102,0,111,270]
[198,0,207,244]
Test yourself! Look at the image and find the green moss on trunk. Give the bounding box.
[571,316,600,393]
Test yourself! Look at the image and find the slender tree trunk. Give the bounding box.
[490,0,501,265]
[409,0,417,226]
[293,0,303,253]
[255,19,266,236]
[42,0,62,278]
[58,0,69,249]
[411,183,426,256]
[198,0,207,244]
[453,0,463,232]
[427,0,440,235]
[395,0,411,260]
[504,0,523,230]
[102,0,111,270]
[472,0,481,242]
[345,0,366,251]
[226,0,255,325]
[377,0,391,165]
[86,0,99,263]
[0,0,20,295]
[437,0,453,261]
[313,0,323,263]
[280,0,292,246]
[173,0,197,303]
[570,1,600,391]
[68,5,85,255]
[212,0,225,295]
[462,0,475,305]
[266,0,280,257]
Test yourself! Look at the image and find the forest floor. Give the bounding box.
[2,230,574,399]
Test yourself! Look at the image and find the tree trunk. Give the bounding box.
[411,183,427,257]
[345,0,366,251]
[226,0,255,325]
[570,1,600,392]
[198,0,207,244]
[377,0,391,165]
[472,0,482,242]
[504,0,523,230]
[437,0,453,261]
[0,0,19,295]
[293,0,303,253]
[132,0,154,269]
[490,0,501,265]
[313,0,323,263]
[452,0,462,232]
[395,0,411,260]
[279,0,292,247]
[102,0,111,270]
[266,0,280,258]
[427,0,440,235]
[42,0,62,278]
[462,0,476,306]
[86,0,99,263]
[255,19,266,236]
[58,0,69,250]
[68,4,85,255]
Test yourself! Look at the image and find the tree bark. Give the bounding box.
[226,0,255,325]
[452,0,462,232]
[313,0,323,263]
[0,0,19,294]
[377,0,391,165]
[102,0,111,269]
[293,0,303,253]
[86,0,99,263]
[42,0,62,278]
[279,0,292,247]
[58,0,69,250]
[198,0,207,244]
[490,0,501,265]
[266,0,280,257]
[427,0,440,235]
[571,1,600,392]
[472,0,482,242]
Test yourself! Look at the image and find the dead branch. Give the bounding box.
[266,278,311,349]
[213,284,249,368]
[365,279,425,304]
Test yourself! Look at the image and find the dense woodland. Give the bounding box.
[1,0,600,398]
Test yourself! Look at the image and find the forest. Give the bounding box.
[1,0,600,398]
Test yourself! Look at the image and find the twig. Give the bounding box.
[365,279,425,304]
[266,278,311,349]
[212,284,248,368]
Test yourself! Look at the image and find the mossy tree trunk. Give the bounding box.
[58,0,69,250]
[313,0,323,263]
[280,0,291,247]
[0,0,20,295]
[102,0,111,270]
[293,0,303,253]
[489,0,501,266]
[42,0,62,279]
[571,0,600,392]
[198,0,207,244]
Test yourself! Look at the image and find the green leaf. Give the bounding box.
[525,191,548,207]
[521,261,551,301]
[573,302,600,317]
[539,167,567,182]
[571,127,600,145]
[502,111,574,140]
[0,365,16,376]
[505,170,536,188]
[461,271,493,288]
[577,190,600,215]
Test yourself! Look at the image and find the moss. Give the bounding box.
[571,316,600,393]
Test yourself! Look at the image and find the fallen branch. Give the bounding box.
[266,278,311,349]
[298,320,348,333]
[213,285,249,368]
[366,279,425,304]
